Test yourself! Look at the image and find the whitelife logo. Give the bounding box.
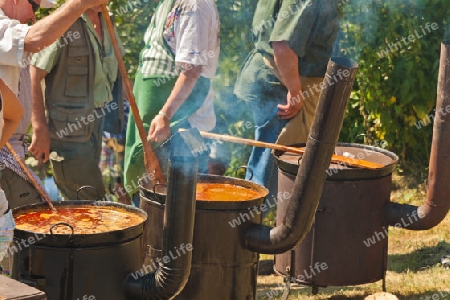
[55,102,118,139]
[363,210,425,247]
[265,262,328,298]
[377,22,439,58]
[76,296,95,300]
[130,243,193,279]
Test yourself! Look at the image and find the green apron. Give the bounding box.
[123,72,210,196]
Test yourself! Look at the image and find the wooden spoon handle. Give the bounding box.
[6,143,56,211]
[197,131,384,170]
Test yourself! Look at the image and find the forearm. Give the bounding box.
[30,89,47,132]
[25,0,86,52]
[29,68,48,131]
[273,41,302,95]
[147,64,202,142]
[29,67,52,162]
[0,120,20,149]
[160,65,202,119]
[0,80,24,148]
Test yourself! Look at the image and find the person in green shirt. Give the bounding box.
[29,5,122,201]
[234,0,340,199]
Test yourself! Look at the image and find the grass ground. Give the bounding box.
[256,174,450,299]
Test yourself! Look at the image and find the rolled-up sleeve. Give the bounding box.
[175,3,215,66]
[0,16,30,67]
[30,40,61,73]
[270,0,319,57]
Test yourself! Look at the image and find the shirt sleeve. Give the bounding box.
[174,3,212,66]
[270,0,320,57]
[30,40,62,73]
[0,18,30,67]
[115,29,125,57]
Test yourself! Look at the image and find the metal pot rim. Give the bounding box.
[274,142,399,181]
[13,201,148,248]
[139,174,269,210]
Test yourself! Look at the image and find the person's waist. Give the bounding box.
[9,133,28,141]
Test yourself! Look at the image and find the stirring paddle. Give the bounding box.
[193,130,384,170]
[6,143,56,212]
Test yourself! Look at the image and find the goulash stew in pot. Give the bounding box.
[15,184,262,234]
[195,183,263,201]
[14,206,145,235]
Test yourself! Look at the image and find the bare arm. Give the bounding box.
[25,0,109,52]
[28,65,51,163]
[273,41,303,120]
[148,64,202,142]
[0,80,24,149]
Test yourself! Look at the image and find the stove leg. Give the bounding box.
[281,271,291,300]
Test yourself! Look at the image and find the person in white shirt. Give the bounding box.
[124,0,220,205]
[0,0,110,95]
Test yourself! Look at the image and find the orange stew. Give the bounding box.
[196,183,262,201]
[14,206,144,235]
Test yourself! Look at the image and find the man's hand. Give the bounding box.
[24,0,110,52]
[277,90,304,119]
[148,114,171,143]
[272,41,303,120]
[146,63,202,143]
[28,126,51,163]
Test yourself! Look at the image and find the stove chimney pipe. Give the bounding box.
[124,132,199,299]
[245,57,358,254]
[383,41,450,230]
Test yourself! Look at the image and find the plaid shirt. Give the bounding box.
[99,142,119,178]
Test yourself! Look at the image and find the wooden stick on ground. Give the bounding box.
[101,5,165,184]
[196,131,384,170]
[6,143,56,212]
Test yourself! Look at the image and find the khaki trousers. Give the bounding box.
[276,77,324,146]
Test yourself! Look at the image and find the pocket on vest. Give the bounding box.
[65,46,89,98]
[48,106,94,141]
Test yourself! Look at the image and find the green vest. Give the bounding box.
[45,19,96,143]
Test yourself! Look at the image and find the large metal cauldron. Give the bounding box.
[274,143,398,291]
[139,174,268,300]
[11,201,147,300]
